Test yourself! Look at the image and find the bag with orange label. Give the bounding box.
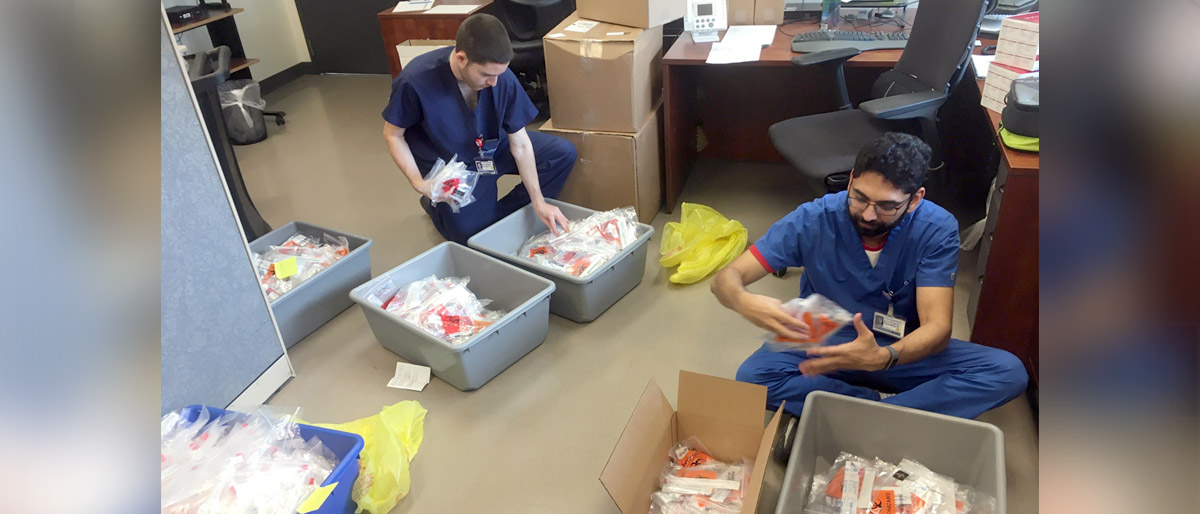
[763,294,854,351]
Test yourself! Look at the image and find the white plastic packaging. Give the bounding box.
[518,206,641,278]
[426,156,477,212]
[763,293,855,351]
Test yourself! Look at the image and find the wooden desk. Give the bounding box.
[663,18,910,212]
[969,70,1040,388]
[377,1,492,78]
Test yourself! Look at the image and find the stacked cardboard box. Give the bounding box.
[541,11,667,223]
[980,12,1039,113]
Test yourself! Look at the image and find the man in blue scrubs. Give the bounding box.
[712,132,1028,419]
[382,14,576,244]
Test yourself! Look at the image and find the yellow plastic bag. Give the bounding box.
[311,401,427,514]
[659,203,747,284]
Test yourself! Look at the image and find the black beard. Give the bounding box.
[849,212,901,237]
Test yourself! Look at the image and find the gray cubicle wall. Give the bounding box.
[160,18,288,414]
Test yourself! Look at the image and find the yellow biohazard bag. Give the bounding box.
[311,401,427,514]
[659,203,747,284]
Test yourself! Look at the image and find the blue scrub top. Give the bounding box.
[382,47,539,174]
[750,191,960,344]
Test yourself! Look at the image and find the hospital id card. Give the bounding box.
[474,137,498,175]
[873,311,906,339]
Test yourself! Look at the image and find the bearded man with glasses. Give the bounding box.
[712,132,1028,420]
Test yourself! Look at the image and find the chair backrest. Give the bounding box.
[493,0,576,43]
[873,0,987,98]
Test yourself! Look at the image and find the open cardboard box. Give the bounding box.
[600,371,784,513]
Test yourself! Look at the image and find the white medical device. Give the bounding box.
[685,0,728,43]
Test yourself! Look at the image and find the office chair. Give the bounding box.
[187,46,273,241]
[768,0,994,193]
[492,0,575,117]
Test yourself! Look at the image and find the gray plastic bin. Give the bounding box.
[466,199,654,322]
[250,221,372,348]
[772,392,1006,514]
[349,242,555,391]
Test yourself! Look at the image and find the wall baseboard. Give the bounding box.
[227,354,295,412]
[260,61,314,95]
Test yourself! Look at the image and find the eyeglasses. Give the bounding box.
[848,193,912,216]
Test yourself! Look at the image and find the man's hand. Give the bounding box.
[534,201,570,236]
[734,293,811,342]
[412,177,432,199]
[799,313,890,376]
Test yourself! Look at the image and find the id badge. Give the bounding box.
[873,311,906,339]
[474,138,498,175]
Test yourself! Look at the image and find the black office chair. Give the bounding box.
[187,46,273,241]
[492,0,575,118]
[768,0,994,193]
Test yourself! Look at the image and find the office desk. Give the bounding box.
[378,1,492,78]
[969,67,1040,388]
[663,18,909,212]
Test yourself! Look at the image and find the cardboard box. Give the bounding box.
[727,0,756,25]
[540,108,663,224]
[544,14,664,133]
[395,39,455,69]
[994,12,1038,71]
[600,371,784,514]
[576,0,685,29]
[754,0,787,25]
[980,62,1038,113]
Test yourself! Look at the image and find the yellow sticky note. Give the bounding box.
[274,257,298,279]
[296,483,337,513]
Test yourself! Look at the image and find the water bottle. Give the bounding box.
[821,0,840,30]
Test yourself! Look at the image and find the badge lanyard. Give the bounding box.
[474,135,497,175]
[873,287,907,339]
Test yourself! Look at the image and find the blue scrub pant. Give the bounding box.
[426,131,576,245]
[735,339,1029,419]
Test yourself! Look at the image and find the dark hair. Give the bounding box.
[850,132,931,194]
[454,14,513,65]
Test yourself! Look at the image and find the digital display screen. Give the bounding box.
[697,4,713,16]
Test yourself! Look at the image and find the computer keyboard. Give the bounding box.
[791,30,910,53]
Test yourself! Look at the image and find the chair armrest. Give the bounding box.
[791,48,861,67]
[860,90,947,120]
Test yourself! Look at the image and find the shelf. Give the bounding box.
[229,57,259,74]
[171,7,244,34]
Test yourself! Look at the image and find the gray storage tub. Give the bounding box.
[466,199,654,322]
[774,391,1006,514]
[349,242,555,391]
[250,221,372,348]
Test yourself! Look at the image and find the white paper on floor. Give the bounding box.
[388,362,432,391]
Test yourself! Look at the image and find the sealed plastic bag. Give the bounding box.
[660,203,747,284]
[310,401,427,514]
[763,294,854,351]
[650,437,752,514]
[254,232,350,301]
[519,206,642,278]
[161,407,338,514]
[219,79,268,144]
[371,275,505,344]
[426,156,477,212]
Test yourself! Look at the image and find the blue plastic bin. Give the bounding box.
[182,405,365,514]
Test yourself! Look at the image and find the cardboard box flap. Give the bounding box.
[743,404,785,514]
[547,13,645,43]
[677,371,768,429]
[600,379,677,514]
